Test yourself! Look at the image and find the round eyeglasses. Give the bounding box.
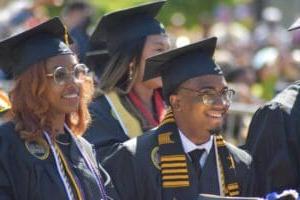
[179,87,235,106]
[46,63,89,85]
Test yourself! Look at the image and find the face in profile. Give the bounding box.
[137,34,170,89]
[45,54,88,114]
[171,75,232,136]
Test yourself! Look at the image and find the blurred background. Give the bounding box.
[1,0,300,145]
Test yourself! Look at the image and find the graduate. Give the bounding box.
[244,18,300,197]
[0,17,118,200]
[84,1,170,159]
[102,37,254,200]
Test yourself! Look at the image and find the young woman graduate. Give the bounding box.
[0,17,118,200]
[84,1,170,159]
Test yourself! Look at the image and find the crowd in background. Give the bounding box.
[0,0,300,144]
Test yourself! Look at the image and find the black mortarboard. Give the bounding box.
[85,41,110,76]
[89,0,166,54]
[144,37,223,104]
[288,18,300,31]
[0,17,73,77]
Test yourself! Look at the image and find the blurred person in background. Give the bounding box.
[0,0,64,38]
[244,18,300,197]
[253,6,290,49]
[61,1,93,62]
[217,49,260,144]
[251,46,280,101]
[84,1,170,160]
[226,67,259,104]
[275,49,300,92]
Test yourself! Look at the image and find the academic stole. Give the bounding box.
[44,124,108,200]
[105,91,143,138]
[158,109,240,199]
[44,132,84,200]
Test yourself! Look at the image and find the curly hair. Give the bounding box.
[9,60,94,140]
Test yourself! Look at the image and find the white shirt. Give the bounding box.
[178,129,213,168]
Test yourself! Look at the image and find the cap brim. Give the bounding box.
[288,18,300,31]
[143,37,217,81]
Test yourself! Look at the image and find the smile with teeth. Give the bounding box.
[63,93,78,98]
[207,111,223,118]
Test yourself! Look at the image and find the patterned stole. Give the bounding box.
[158,109,240,200]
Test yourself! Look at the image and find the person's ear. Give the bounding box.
[169,94,181,111]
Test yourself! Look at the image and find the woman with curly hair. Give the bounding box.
[0,17,117,200]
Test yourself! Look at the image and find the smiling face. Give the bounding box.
[170,75,230,143]
[45,54,82,115]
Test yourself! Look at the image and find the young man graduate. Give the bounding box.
[244,18,300,197]
[102,37,253,200]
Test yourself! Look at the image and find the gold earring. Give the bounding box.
[129,65,133,81]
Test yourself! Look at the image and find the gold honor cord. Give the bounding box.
[54,143,83,200]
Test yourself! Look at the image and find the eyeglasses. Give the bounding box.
[179,87,235,106]
[46,63,89,85]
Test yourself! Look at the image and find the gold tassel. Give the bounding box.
[64,25,69,46]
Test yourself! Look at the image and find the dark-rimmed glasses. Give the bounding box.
[46,63,89,85]
[179,87,235,105]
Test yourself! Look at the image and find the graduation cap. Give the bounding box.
[288,18,300,31]
[89,0,166,55]
[85,41,110,76]
[144,37,222,104]
[0,17,73,77]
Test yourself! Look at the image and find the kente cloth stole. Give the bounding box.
[105,91,143,138]
[158,109,240,199]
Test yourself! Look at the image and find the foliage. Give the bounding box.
[46,0,249,28]
[88,0,249,28]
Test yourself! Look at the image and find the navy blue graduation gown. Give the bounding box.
[102,130,253,200]
[244,81,300,197]
[84,95,130,160]
[0,122,118,200]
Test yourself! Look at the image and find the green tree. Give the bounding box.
[89,0,248,28]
